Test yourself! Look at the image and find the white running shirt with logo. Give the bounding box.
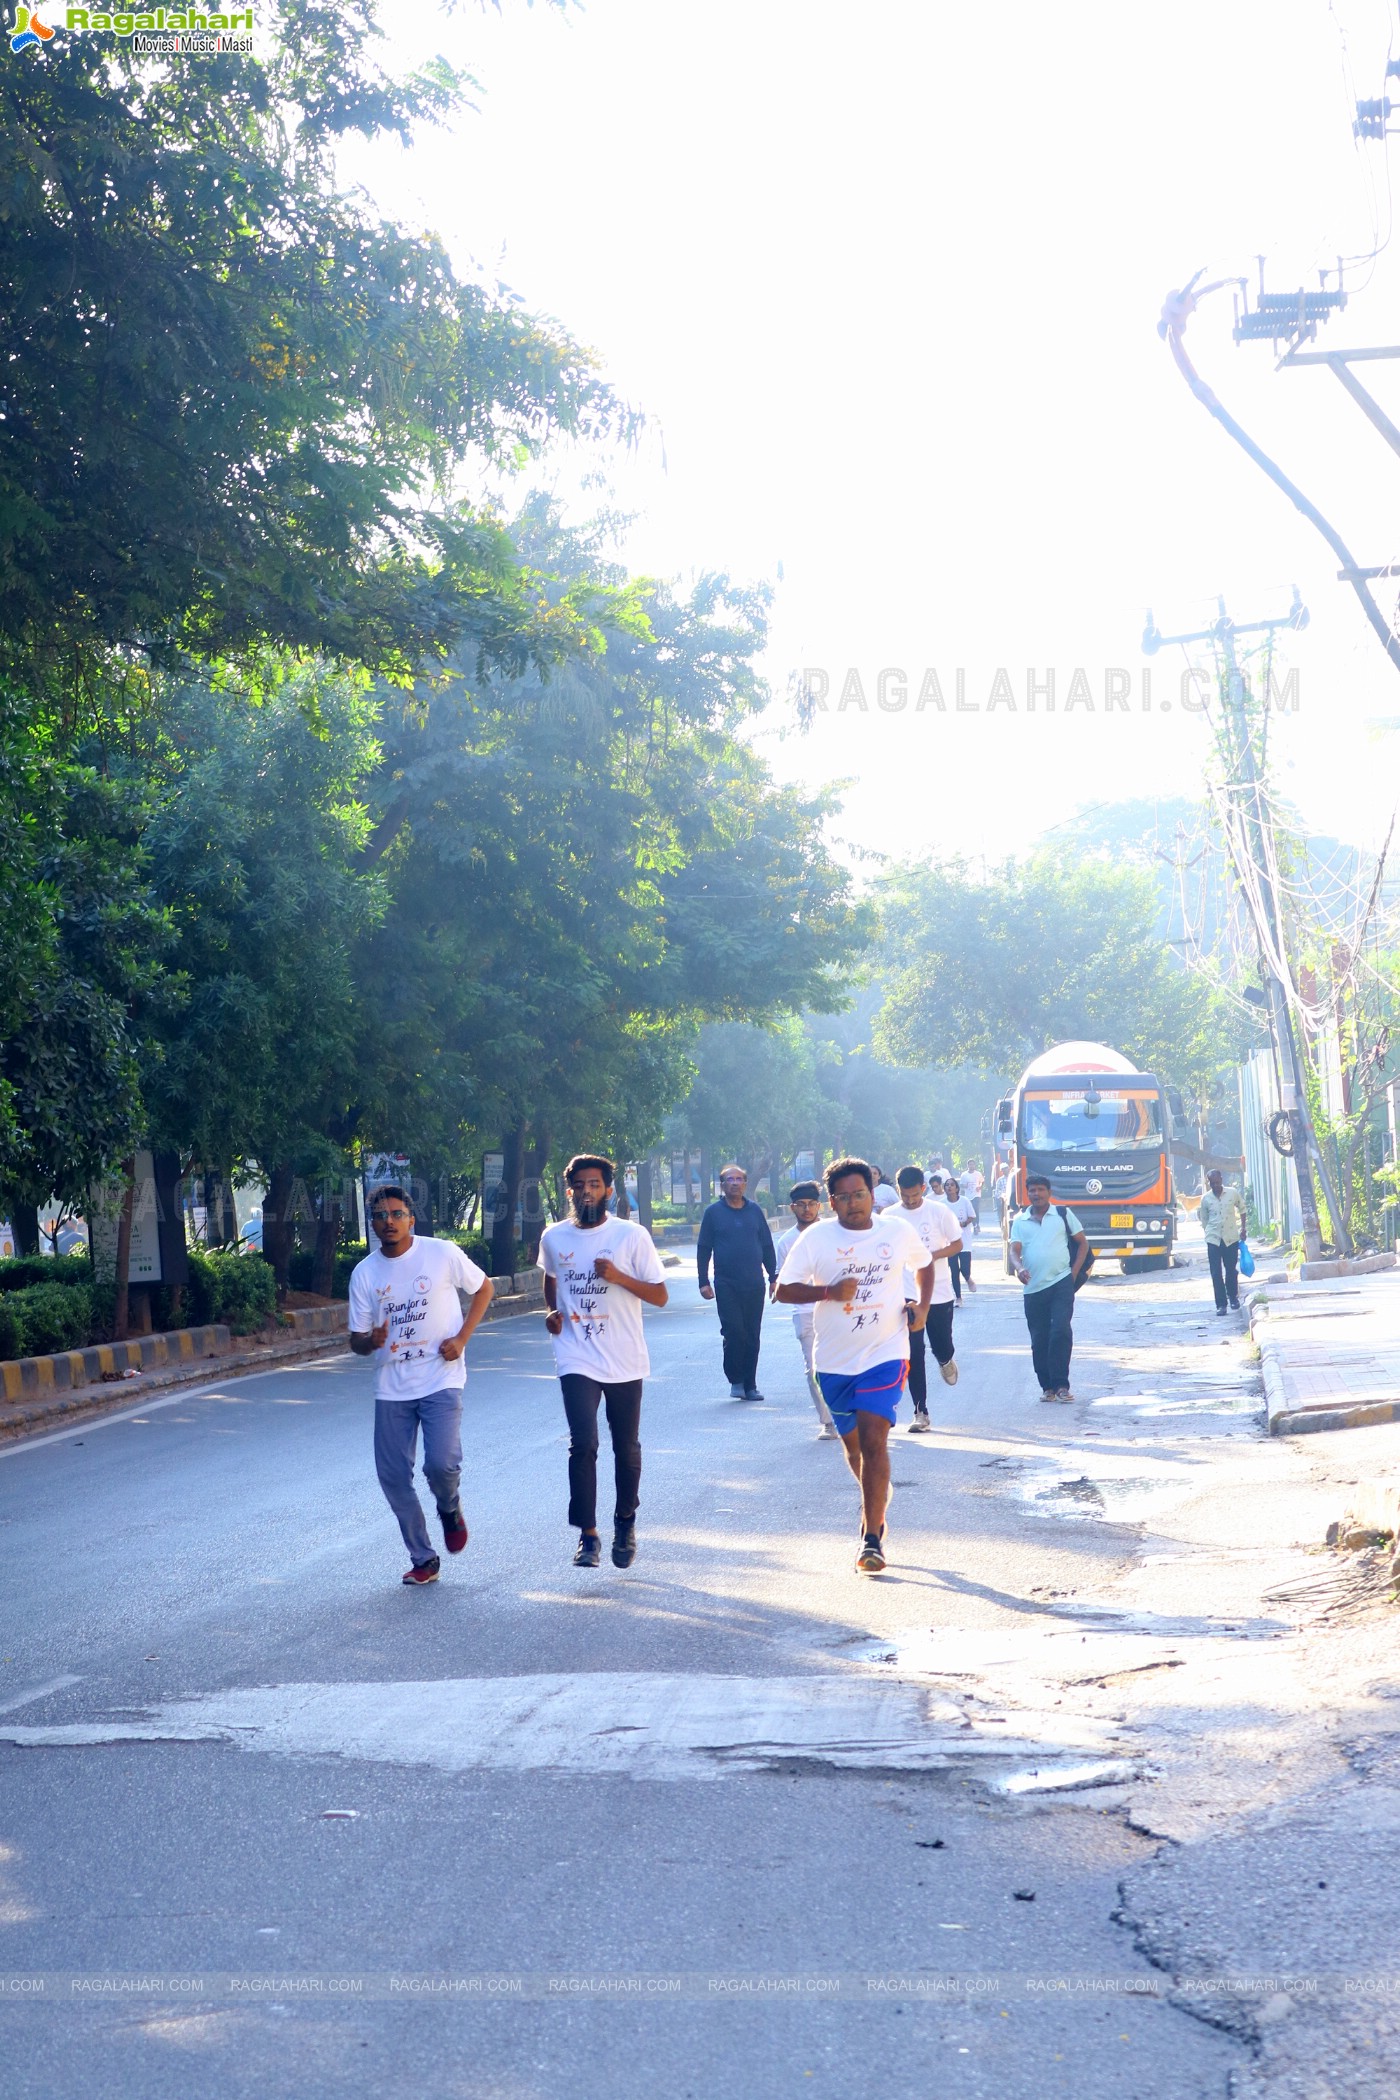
[538,1216,667,1381]
[347,1235,489,1401]
[776,1212,932,1376]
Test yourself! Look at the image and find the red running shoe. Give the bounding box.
[402,1556,441,1586]
[440,1506,468,1554]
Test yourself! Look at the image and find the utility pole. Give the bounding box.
[1143,598,1339,1261]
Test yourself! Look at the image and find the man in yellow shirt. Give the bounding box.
[1199,1170,1247,1316]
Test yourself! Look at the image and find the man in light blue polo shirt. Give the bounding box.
[1010,1173,1088,1405]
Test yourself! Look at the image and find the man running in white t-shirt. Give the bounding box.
[539,1154,669,1569]
[894,1165,963,1431]
[776,1157,933,1574]
[348,1184,495,1585]
[772,1180,839,1440]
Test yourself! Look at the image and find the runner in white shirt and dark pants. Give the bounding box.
[894,1165,962,1429]
[348,1184,495,1585]
[538,1154,669,1569]
[777,1157,933,1574]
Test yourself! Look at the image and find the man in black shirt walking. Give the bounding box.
[697,1163,777,1401]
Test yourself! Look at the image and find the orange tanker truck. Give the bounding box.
[994,1042,1186,1276]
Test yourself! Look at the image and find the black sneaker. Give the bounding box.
[743,1387,764,1403]
[573,1532,602,1568]
[856,1532,886,1574]
[611,1520,637,1568]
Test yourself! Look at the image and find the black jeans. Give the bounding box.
[1024,1274,1075,1394]
[713,1277,765,1390]
[560,1375,643,1531]
[906,1302,956,1410]
[1207,1240,1241,1311]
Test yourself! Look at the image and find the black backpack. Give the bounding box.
[1056,1206,1095,1291]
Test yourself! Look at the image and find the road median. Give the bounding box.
[0,1276,545,1444]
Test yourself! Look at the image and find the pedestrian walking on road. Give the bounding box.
[776,1157,933,1573]
[894,1166,962,1432]
[946,1175,979,1294]
[871,1167,900,1213]
[697,1164,777,1400]
[539,1154,669,1569]
[773,1182,841,1439]
[1199,1170,1247,1316]
[937,1175,968,1305]
[1010,1174,1088,1404]
[348,1185,494,1585]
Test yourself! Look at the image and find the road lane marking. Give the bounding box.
[0,1673,1122,1782]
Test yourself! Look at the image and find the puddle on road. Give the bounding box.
[1014,1459,1201,1526]
[994,1757,1148,1795]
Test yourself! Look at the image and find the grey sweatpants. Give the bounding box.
[794,1315,838,1429]
[373,1388,463,1567]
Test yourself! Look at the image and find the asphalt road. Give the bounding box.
[3,1224,1397,2098]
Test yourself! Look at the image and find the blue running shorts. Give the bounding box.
[816,1357,908,1437]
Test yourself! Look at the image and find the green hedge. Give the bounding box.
[190,1249,276,1333]
[0,1249,276,1359]
[0,1254,93,1294]
[0,1281,94,1360]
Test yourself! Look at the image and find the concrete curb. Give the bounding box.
[0,1281,545,1444]
[1250,1279,1400,1436]
[0,1322,231,1402]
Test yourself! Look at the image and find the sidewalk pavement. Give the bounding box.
[0,1274,548,1445]
[1249,1262,1400,1435]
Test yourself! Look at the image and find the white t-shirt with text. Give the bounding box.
[347,1235,489,1402]
[776,1212,933,1377]
[538,1216,667,1382]
[896,1197,963,1305]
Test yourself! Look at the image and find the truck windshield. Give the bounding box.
[1021,1094,1162,1153]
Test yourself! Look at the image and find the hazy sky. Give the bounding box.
[350,0,1400,868]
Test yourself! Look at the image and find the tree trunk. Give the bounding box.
[113,1160,135,1341]
[311,1180,344,1298]
[262,1162,296,1293]
[12,1201,40,1257]
[614,1170,631,1221]
[637,1158,653,1231]
[682,1147,694,1224]
[698,1144,713,1207]
[522,1127,550,1261]
[490,1125,525,1277]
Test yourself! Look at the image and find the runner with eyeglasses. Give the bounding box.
[348,1184,494,1584]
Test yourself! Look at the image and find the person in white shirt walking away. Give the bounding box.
[772,1181,840,1439]
[348,1184,495,1585]
[871,1166,900,1213]
[894,1165,962,1432]
[776,1158,933,1574]
[1198,1170,1247,1315]
[539,1154,669,1569]
[949,1176,979,1294]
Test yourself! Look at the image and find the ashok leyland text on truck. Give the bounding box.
[996,1043,1188,1276]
